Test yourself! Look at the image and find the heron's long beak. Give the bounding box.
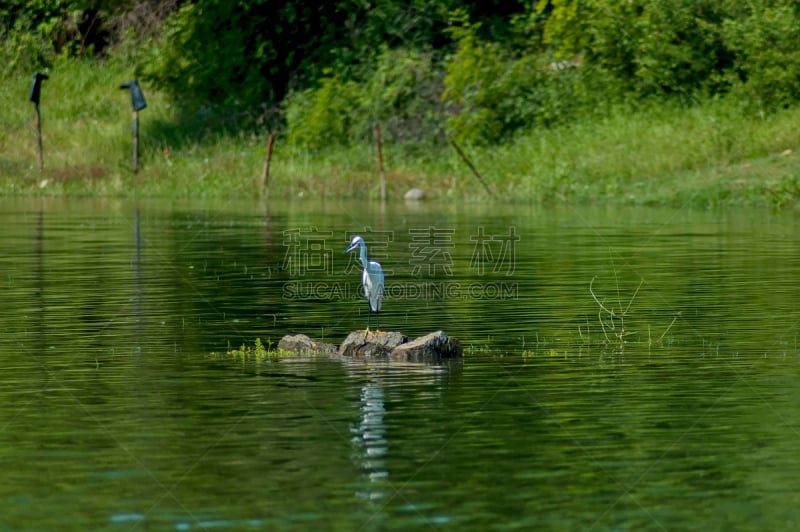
[344,243,357,253]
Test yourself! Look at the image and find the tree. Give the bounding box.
[139,0,529,107]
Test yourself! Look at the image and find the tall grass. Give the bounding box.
[468,99,800,205]
[2,59,800,205]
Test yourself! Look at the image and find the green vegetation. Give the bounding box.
[225,338,283,361]
[223,337,334,360]
[3,1,800,206]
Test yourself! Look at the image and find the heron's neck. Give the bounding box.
[359,244,369,268]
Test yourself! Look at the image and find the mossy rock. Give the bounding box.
[277,334,338,356]
[273,329,463,361]
[339,330,408,358]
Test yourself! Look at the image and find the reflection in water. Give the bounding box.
[34,208,45,354]
[1,199,800,529]
[353,373,389,499]
[133,207,142,355]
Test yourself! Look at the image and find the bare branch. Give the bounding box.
[658,312,680,343]
[624,277,645,315]
[590,276,616,316]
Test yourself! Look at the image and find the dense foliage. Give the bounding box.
[4,0,800,147]
[1,1,175,69]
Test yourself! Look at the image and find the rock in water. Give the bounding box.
[278,334,337,356]
[277,330,464,361]
[339,330,408,358]
[390,330,462,361]
[404,188,426,201]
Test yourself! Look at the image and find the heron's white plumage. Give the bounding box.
[362,260,384,312]
[345,235,384,327]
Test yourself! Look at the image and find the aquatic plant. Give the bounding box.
[226,337,274,360]
[589,273,680,352]
[590,275,642,346]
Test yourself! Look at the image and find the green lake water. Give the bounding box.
[1,197,799,530]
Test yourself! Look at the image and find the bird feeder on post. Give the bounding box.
[119,80,147,172]
[29,72,48,173]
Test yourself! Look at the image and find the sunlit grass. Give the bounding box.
[2,59,800,206]
[221,337,298,360]
[477,99,800,205]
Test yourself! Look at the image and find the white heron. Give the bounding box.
[345,235,384,330]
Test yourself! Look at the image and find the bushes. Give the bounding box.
[721,4,800,108]
[152,0,800,149]
[283,0,800,148]
[283,12,601,149]
[284,47,444,150]
[441,13,594,143]
[0,23,54,76]
[1,0,66,75]
[538,0,800,103]
[284,75,360,149]
[0,0,177,76]
[7,0,800,152]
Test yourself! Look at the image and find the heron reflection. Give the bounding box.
[353,376,388,495]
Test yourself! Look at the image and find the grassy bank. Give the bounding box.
[2,59,800,207]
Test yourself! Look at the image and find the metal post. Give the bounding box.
[133,110,140,173]
[29,72,48,173]
[34,103,44,173]
[120,80,147,173]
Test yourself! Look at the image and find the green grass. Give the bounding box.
[494,99,800,207]
[3,58,800,206]
[220,337,330,360]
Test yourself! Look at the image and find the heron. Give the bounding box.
[345,235,384,330]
